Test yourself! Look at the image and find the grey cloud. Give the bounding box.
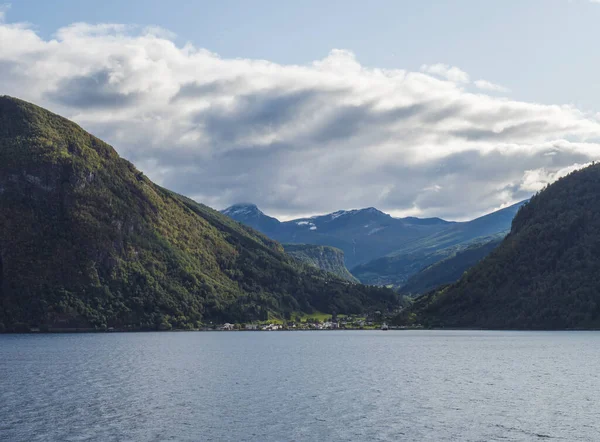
[46,70,141,109]
[201,89,322,145]
[451,120,556,141]
[420,102,468,124]
[310,102,427,145]
[468,105,534,126]
[171,78,246,102]
[310,104,373,144]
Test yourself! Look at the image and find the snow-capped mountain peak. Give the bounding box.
[221,203,263,218]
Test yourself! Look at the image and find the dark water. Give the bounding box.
[1,330,599,441]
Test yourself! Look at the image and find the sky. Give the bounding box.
[1,0,600,220]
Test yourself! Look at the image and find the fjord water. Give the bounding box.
[1,331,598,441]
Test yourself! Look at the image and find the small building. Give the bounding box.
[261,323,280,331]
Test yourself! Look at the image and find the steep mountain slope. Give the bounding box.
[398,238,502,296]
[222,204,453,268]
[408,163,600,329]
[352,201,526,286]
[283,244,359,283]
[0,96,398,331]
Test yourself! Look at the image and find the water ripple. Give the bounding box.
[1,330,599,441]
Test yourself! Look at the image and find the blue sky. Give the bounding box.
[2,0,600,219]
[10,0,600,110]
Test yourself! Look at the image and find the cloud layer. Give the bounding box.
[1,20,600,220]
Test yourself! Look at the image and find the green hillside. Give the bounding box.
[405,163,600,329]
[398,238,501,296]
[283,244,359,283]
[0,96,398,332]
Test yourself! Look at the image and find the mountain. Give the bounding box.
[406,163,600,329]
[283,244,359,283]
[398,238,502,296]
[351,201,527,286]
[221,203,281,233]
[0,96,398,332]
[221,204,453,269]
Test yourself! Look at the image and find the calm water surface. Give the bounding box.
[1,330,599,441]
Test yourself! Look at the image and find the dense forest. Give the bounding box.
[404,163,600,329]
[0,96,398,332]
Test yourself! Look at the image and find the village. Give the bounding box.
[209,312,402,331]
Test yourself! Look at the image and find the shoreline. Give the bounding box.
[3,327,600,335]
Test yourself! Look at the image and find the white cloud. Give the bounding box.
[0,3,10,22]
[420,63,470,84]
[474,79,510,93]
[1,20,600,220]
[518,163,593,192]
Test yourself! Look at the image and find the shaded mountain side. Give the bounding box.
[351,232,507,287]
[221,205,452,268]
[398,238,502,296]
[0,96,398,331]
[352,201,526,285]
[223,202,525,285]
[283,244,359,283]
[404,163,600,330]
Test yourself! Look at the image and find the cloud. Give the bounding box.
[1,20,600,221]
[47,70,143,109]
[420,63,470,84]
[518,162,593,192]
[474,79,510,93]
[0,3,10,22]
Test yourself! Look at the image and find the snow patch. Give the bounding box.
[368,227,385,235]
[327,207,383,221]
[297,220,317,230]
[330,210,348,220]
[223,204,260,217]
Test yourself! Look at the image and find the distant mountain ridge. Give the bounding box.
[221,201,527,287]
[352,201,527,287]
[221,204,454,269]
[221,203,281,232]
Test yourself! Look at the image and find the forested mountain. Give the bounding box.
[398,238,502,296]
[406,163,600,329]
[283,244,359,283]
[352,201,526,286]
[0,96,398,332]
